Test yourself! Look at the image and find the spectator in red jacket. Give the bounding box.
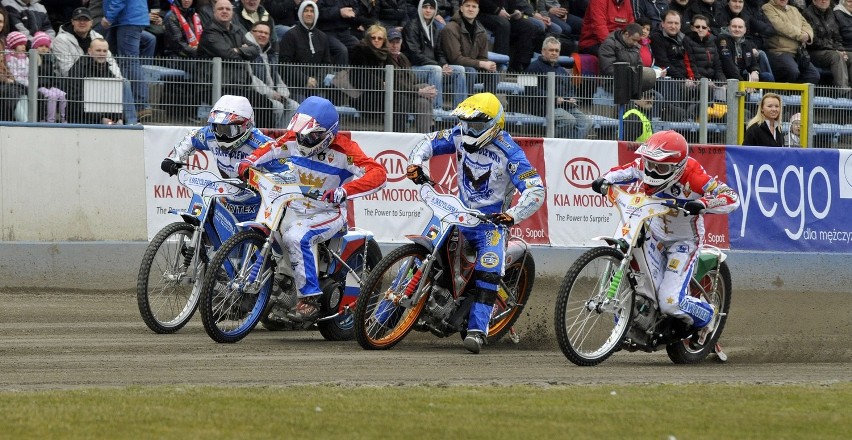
[578,0,633,56]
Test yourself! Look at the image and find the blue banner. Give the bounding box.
[726,145,852,253]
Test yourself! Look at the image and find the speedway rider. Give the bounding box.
[237,96,387,323]
[161,95,279,221]
[406,92,546,354]
[592,130,740,345]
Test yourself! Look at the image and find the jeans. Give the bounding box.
[109,25,155,112]
[412,64,467,110]
[555,106,591,139]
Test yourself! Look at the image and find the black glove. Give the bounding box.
[487,212,514,226]
[406,164,428,184]
[684,200,706,216]
[591,177,610,195]
[161,159,182,176]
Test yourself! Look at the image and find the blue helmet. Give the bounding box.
[287,96,340,158]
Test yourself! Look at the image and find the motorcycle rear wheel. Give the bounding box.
[666,261,733,364]
[554,247,634,366]
[137,222,205,334]
[354,243,430,350]
[484,256,535,342]
[318,238,383,341]
[198,230,272,343]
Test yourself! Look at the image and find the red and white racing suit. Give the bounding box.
[239,132,387,298]
[603,157,740,328]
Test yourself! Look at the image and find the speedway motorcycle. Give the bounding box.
[197,166,381,343]
[554,183,731,366]
[353,179,534,350]
[137,168,251,334]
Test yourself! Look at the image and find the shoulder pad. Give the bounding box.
[491,134,518,155]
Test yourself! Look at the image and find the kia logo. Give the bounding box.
[563,157,600,188]
[188,151,210,170]
[376,150,409,182]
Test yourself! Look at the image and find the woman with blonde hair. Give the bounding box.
[743,92,784,147]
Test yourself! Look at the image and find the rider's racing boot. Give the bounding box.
[288,295,321,322]
[697,304,718,345]
[464,301,493,354]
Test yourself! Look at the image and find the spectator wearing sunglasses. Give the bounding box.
[684,14,726,83]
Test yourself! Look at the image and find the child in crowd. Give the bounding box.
[32,32,67,123]
[4,31,68,123]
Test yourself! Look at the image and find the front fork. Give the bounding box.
[231,236,275,294]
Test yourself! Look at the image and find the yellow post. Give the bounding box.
[737,81,810,147]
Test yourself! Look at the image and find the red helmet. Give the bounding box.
[636,130,688,189]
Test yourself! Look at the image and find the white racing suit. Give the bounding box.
[164,126,279,221]
[603,157,740,328]
[239,132,387,298]
[408,128,545,335]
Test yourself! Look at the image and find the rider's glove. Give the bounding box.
[591,177,610,195]
[406,164,428,184]
[321,187,347,205]
[684,200,706,216]
[161,159,182,177]
[237,161,252,181]
[487,212,515,227]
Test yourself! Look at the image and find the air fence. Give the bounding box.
[4,52,852,148]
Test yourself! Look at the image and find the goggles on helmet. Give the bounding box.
[296,129,327,148]
[212,121,247,139]
[461,119,491,137]
[643,158,676,175]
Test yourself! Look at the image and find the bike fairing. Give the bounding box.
[238,131,387,298]
[602,157,739,328]
[408,126,545,335]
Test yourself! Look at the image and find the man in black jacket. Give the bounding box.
[199,0,272,127]
[316,0,360,65]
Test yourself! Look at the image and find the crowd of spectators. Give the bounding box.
[0,0,851,142]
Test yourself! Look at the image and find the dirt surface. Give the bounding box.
[2,278,851,391]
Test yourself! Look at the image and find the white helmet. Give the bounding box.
[208,95,255,150]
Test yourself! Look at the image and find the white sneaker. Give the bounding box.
[697,304,718,346]
[463,331,487,354]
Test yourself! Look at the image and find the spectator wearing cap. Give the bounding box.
[4,31,29,88]
[53,7,139,124]
[101,0,156,121]
[386,25,437,132]
[2,0,56,40]
[403,0,467,110]
[785,112,801,147]
[440,0,498,94]
[32,31,68,123]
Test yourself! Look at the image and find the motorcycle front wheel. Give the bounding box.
[666,261,733,364]
[136,222,205,334]
[198,230,273,343]
[317,238,383,341]
[554,247,634,366]
[354,243,430,350]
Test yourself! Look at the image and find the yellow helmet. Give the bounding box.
[451,93,505,153]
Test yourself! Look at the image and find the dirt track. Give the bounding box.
[2,278,850,391]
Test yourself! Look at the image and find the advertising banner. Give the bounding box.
[727,145,852,253]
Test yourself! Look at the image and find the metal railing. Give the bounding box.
[2,51,852,148]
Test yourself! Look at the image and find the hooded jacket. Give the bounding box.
[403,0,448,66]
[278,1,333,90]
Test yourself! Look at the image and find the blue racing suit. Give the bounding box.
[408,127,545,335]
